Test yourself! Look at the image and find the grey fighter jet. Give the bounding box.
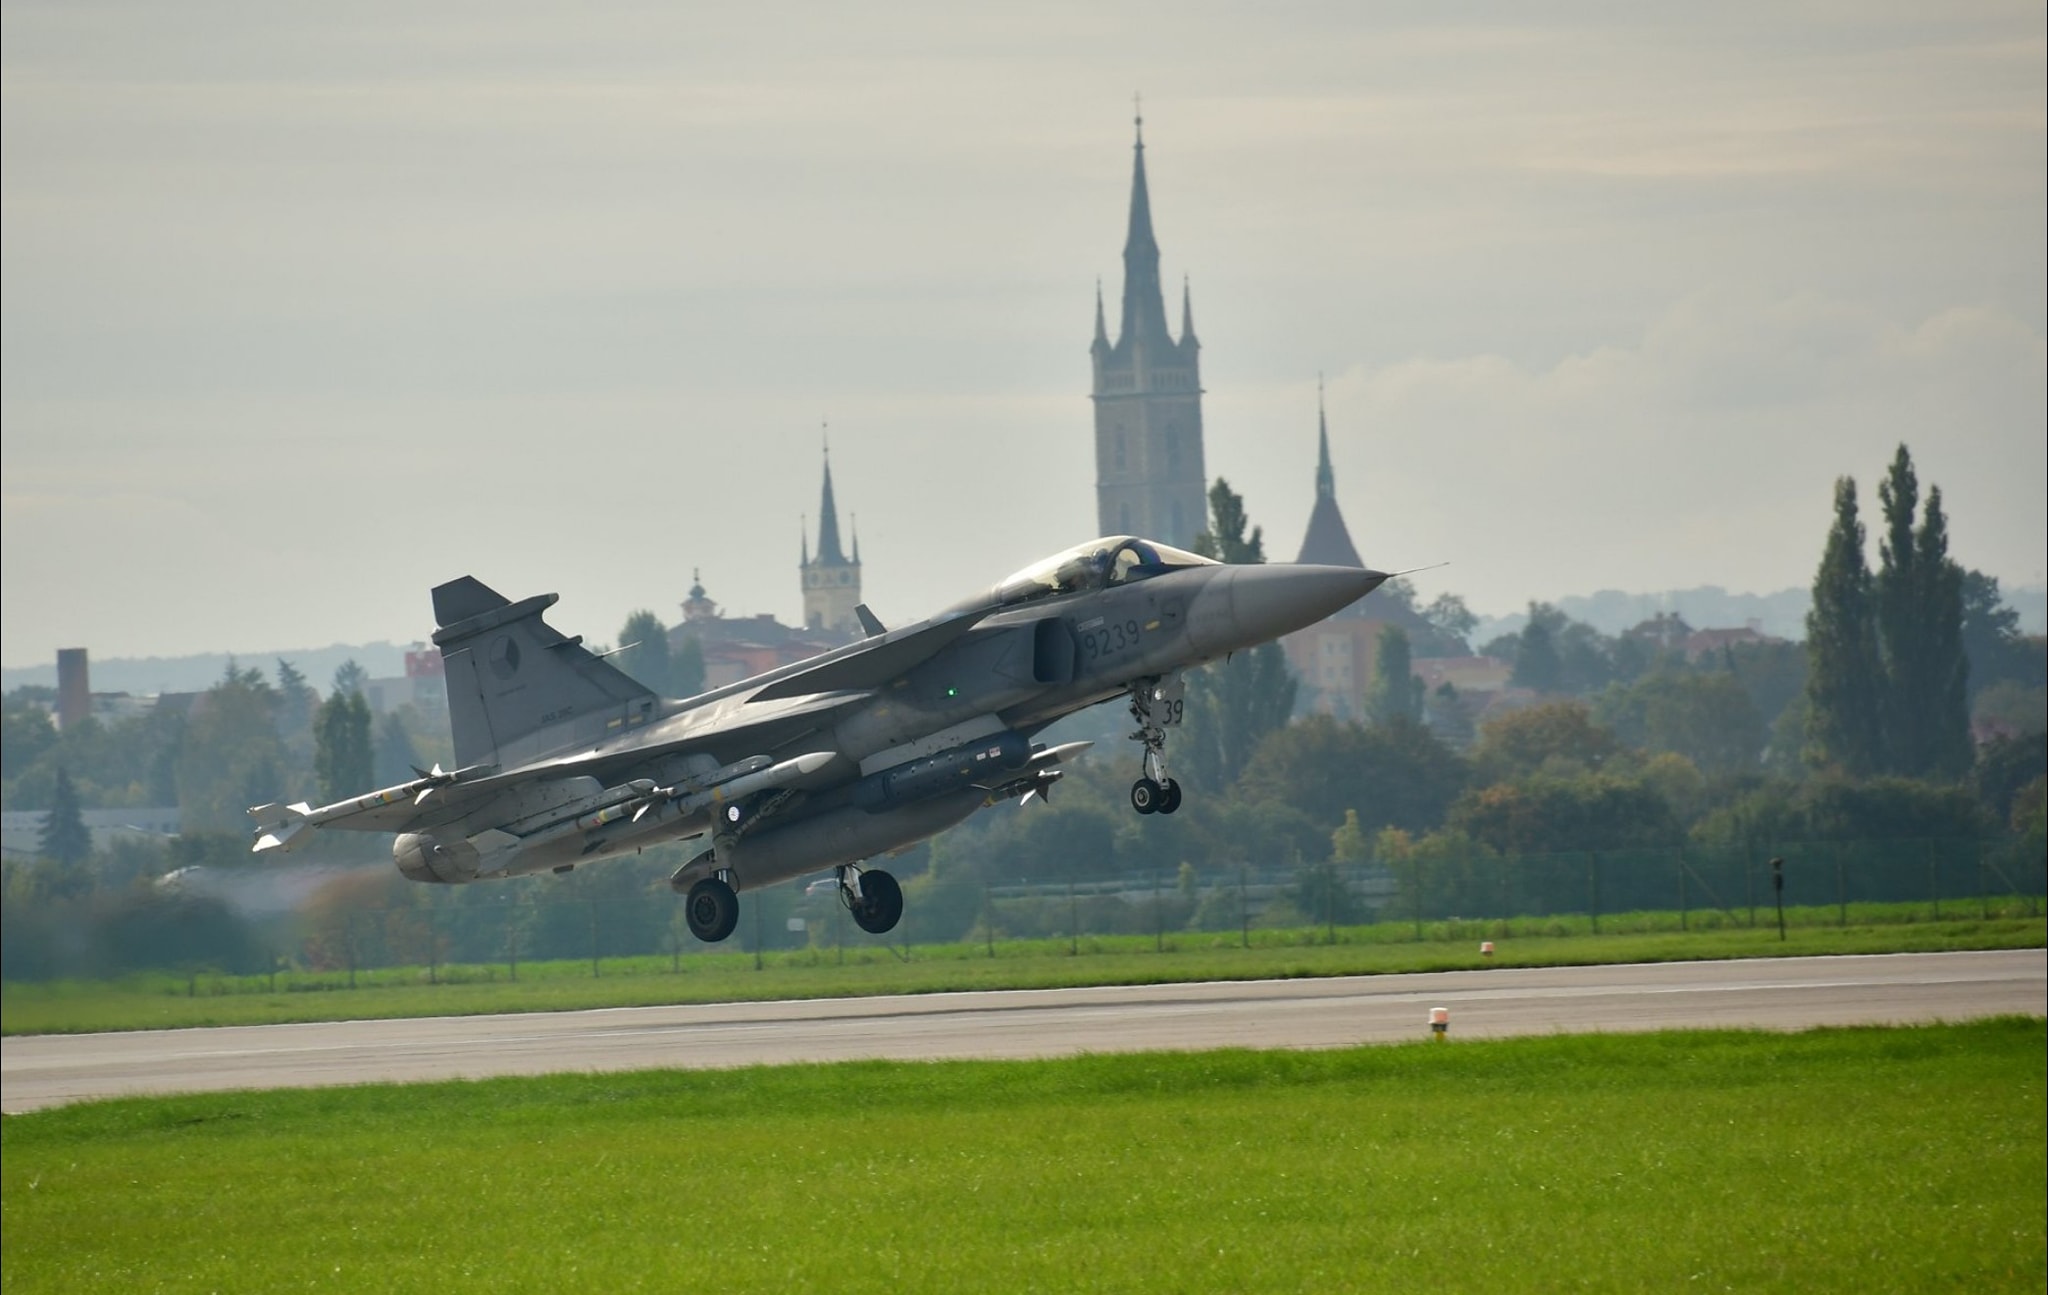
[250,537,1387,943]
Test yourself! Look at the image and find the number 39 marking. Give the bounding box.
[1159,697,1185,727]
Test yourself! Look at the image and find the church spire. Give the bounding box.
[1118,103,1170,347]
[814,435,846,565]
[1180,276,1198,347]
[1092,278,1109,352]
[1315,375,1335,500]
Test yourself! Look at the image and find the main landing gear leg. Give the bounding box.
[837,863,904,935]
[1126,676,1184,816]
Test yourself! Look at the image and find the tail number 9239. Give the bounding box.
[1081,618,1143,662]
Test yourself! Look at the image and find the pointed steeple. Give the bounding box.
[851,514,861,564]
[1092,279,1110,353]
[1180,276,1198,347]
[800,514,809,566]
[1118,104,1171,348]
[1296,382,1363,569]
[814,436,846,565]
[1315,375,1335,500]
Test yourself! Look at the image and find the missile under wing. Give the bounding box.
[251,537,1387,943]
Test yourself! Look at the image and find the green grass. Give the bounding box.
[4,902,2041,1035]
[3,1021,2042,1293]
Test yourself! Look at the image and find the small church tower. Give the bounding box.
[800,443,862,635]
[1091,111,1208,548]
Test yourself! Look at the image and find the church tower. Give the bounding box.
[1091,113,1208,549]
[800,444,862,635]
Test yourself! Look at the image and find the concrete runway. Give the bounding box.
[4,949,2041,1113]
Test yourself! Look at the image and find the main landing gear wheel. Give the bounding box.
[845,868,904,935]
[1130,777,1184,816]
[684,876,739,943]
[1131,778,1161,814]
[1158,778,1183,815]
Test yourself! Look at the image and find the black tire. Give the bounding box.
[1158,779,1183,815]
[851,869,904,935]
[1130,778,1161,814]
[684,876,740,943]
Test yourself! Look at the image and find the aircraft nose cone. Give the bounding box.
[1191,564,1388,657]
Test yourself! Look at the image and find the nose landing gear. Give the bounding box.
[1127,676,1184,816]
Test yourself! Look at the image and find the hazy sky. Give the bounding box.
[4,1,2043,667]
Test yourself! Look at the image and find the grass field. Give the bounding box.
[5,903,2041,1035]
[2,1021,2041,1293]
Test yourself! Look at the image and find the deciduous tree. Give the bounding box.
[1365,625,1425,727]
[617,610,675,696]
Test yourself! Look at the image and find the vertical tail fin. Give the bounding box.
[430,577,657,769]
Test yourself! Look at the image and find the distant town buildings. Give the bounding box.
[668,449,861,691]
[362,646,448,719]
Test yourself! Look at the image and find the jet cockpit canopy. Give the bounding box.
[991,537,1219,608]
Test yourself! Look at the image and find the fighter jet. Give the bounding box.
[250,537,1387,943]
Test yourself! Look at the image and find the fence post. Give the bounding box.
[1676,847,1688,932]
[507,907,519,983]
[590,901,601,978]
[1239,865,1250,950]
[1327,866,1338,944]
[427,907,439,986]
[1589,853,1601,936]
[1155,870,1165,953]
[1928,841,1940,920]
[1836,845,1847,927]
[1976,839,1988,920]
[346,911,357,990]
[1069,881,1078,957]
[754,897,764,971]
[1744,845,1756,929]
[1413,861,1424,942]
[983,863,995,959]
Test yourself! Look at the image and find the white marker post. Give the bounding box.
[1480,940,1495,958]
[1429,1006,1449,1041]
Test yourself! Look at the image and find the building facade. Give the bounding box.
[1091,117,1208,549]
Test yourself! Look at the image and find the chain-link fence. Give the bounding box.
[236,835,2048,984]
[4,836,2039,989]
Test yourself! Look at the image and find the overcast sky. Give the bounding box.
[4,1,2043,667]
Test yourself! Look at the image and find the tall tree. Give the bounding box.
[1182,479,1298,792]
[1875,446,1971,777]
[273,659,316,744]
[314,689,374,803]
[1509,603,1564,693]
[1959,570,2031,700]
[616,610,674,696]
[331,659,368,700]
[39,766,92,864]
[1804,475,1884,775]
[174,664,286,830]
[374,711,420,787]
[672,635,708,697]
[1364,624,1424,726]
